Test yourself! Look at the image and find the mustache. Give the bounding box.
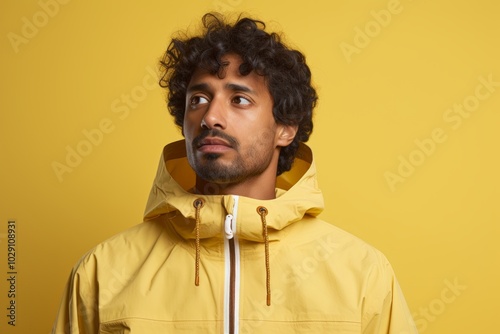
[192,129,239,149]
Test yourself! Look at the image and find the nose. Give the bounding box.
[201,96,226,130]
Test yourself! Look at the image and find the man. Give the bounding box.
[52,13,417,333]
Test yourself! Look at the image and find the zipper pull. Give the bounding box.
[224,214,234,239]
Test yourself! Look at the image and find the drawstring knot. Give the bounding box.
[257,206,271,306]
[193,198,205,286]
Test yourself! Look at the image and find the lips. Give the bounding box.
[197,136,233,153]
[198,137,232,148]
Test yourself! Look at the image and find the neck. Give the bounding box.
[194,174,277,200]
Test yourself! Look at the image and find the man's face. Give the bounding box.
[183,54,291,187]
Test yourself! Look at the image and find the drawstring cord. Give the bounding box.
[193,198,205,286]
[192,199,271,307]
[257,206,271,306]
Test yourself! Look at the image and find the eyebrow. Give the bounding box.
[187,83,210,93]
[186,82,256,95]
[225,83,255,94]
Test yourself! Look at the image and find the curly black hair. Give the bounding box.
[159,13,318,175]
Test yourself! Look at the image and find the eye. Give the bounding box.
[190,96,209,106]
[231,96,251,105]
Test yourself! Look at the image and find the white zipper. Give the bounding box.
[223,196,240,334]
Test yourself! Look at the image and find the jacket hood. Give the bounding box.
[144,140,324,242]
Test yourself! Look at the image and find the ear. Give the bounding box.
[276,124,298,147]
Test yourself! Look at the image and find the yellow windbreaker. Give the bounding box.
[52,140,418,333]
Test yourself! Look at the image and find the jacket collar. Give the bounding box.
[143,140,324,242]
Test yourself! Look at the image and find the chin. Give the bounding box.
[203,153,222,161]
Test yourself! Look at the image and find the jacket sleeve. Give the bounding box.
[52,256,99,334]
[361,252,418,334]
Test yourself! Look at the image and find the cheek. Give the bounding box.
[183,113,199,138]
[243,128,277,153]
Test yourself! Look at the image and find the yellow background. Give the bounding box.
[1,0,498,333]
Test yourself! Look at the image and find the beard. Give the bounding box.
[187,128,275,186]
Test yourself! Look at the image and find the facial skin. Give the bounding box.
[183,54,297,200]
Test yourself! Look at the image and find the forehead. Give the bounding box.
[187,54,269,93]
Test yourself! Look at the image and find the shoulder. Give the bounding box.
[277,216,399,309]
[72,217,175,275]
[285,215,394,276]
